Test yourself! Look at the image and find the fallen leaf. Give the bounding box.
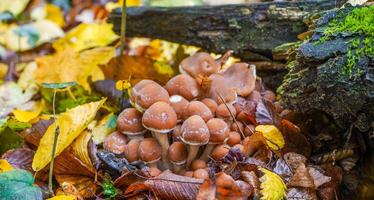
[32,99,105,171]
[125,170,203,200]
[287,187,317,200]
[279,119,311,156]
[287,163,314,188]
[53,22,118,52]
[216,172,249,200]
[17,62,37,90]
[1,148,34,172]
[100,54,171,85]
[0,0,30,16]
[196,179,216,200]
[255,100,281,126]
[0,159,13,172]
[35,47,115,91]
[258,167,286,200]
[284,152,307,172]
[273,158,292,182]
[243,132,267,157]
[20,119,54,146]
[47,194,77,200]
[45,4,65,27]
[256,125,285,151]
[71,131,93,168]
[308,166,331,189]
[0,20,64,51]
[90,113,117,144]
[0,169,43,200]
[241,171,261,198]
[12,100,44,123]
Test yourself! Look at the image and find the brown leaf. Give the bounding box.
[273,158,292,181]
[243,132,266,157]
[287,163,315,188]
[308,166,331,189]
[280,119,311,156]
[1,148,34,172]
[19,119,54,146]
[196,179,216,200]
[287,187,318,200]
[100,55,171,85]
[54,149,100,198]
[284,152,307,172]
[125,170,203,200]
[255,100,281,126]
[216,172,248,200]
[241,171,260,198]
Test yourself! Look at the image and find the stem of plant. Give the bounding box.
[118,0,127,60]
[48,88,58,196]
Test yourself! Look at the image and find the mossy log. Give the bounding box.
[279,5,374,131]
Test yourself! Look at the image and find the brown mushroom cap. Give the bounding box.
[117,108,145,136]
[183,101,213,122]
[164,74,200,101]
[220,63,256,97]
[179,52,220,78]
[211,144,230,160]
[206,73,237,104]
[169,95,189,121]
[216,103,237,120]
[103,131,128,154]
[183,171,194,177]
[201,98,218,113]
[124,139,141,163]
[190,159,207,171]
[142,101,177,133]
[168,141,188,165]
[172,125,182,142]
[181,115,210,146]
[206,118,229,144]
[231,121,244,132]
[193,168,209,180]
[130,80,169,111]
[227,131,241,146]
[138,138,162,164]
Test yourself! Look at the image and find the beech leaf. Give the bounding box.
[1,148,34,172]
[287,163,314,188]
[258,167,286,200]
[32,99,105,171]
[255,125,285,151]
[0,159,13,172]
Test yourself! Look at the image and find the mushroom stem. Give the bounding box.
[153,131,170,166]
[127,134,144,140]
[200,144,215,161]
[186,145,200,168]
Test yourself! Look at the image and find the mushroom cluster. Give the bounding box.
[104,51,279,178]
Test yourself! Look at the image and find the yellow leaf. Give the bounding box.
[258,167,286,200]
[45,4,65,27]
[35,47,115,91]
[71,131,93,168]
[0,159,13,173]
[255,125,285,151]
[53,22,118,52]
[0,0,30,15]
[47,194,77,200]
[12,100,44,123]
[17,62,37,90]
[91,113,117,144]
[0,20,64,51]
[32,99,106,171]
[0,63,7,80]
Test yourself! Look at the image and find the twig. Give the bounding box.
[118,0,127,60]
[48,88,59,196]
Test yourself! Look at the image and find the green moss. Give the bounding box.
[318,5,374,78]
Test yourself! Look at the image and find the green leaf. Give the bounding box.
[7,118,32,131]
[0,169,42,200]
[13,25,40,47]
[0,128,24,154]
[102,176,117,198]
[41,82,77,89]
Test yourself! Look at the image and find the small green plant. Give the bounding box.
[102,175,118,199]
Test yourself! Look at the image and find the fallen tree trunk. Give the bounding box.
[108,0,339,62]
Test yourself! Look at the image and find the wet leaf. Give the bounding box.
[258,167,286,200]
[1,148,34,172]
[91,113,117,144]
[0,159,13,172]
[35,47,115,91]
[0,169,43,200]
[256,125,285,151]
[287,163,314,188]
[125,170,203,200]
[32,99,105,171]
[53,22,118,52]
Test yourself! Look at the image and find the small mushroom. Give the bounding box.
[168,141,188,173]
[117,108,146,139]
[183,101,213,122]
[190,159,207,171]
[220,63,256,97]
[130,80,169,112]
[164,74,200,101]
[231,121,244,132]
[124,139,141,163]
[183,171,194,177]
[179,52,220,78]
[211,144,230,161]
[216,103,237,121]
[142,101,177,165]
[205,73,237,104]
[201,98,218,113]
[103,131,128,154]
[200,118,229,161]
[181,115,210,167]
[169,95,189,122]
[227,131,241,146]
[138,138,162,168]
[193,168,209,180]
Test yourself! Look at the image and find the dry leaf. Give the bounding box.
[258,167,286,200]
[273,158,292,181]
[20,119,54,146]
[255,125,285,151]
[216,172,249,200]
[71,131,93,168]
[32,99,105,171]
[308,167,331,189]
[241,171,260,198]
[287,187,318,200]
[125,170,203,200]
[196,179,216,200]
[243,132,267,157]
[284,152,307,172]
[287,163,314,188]
[53,22,118,52]
[1,148,34,172]
[280,119,311,156]
[0,159,13,172]
[35,47,115,91]
[255,100,281,126]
